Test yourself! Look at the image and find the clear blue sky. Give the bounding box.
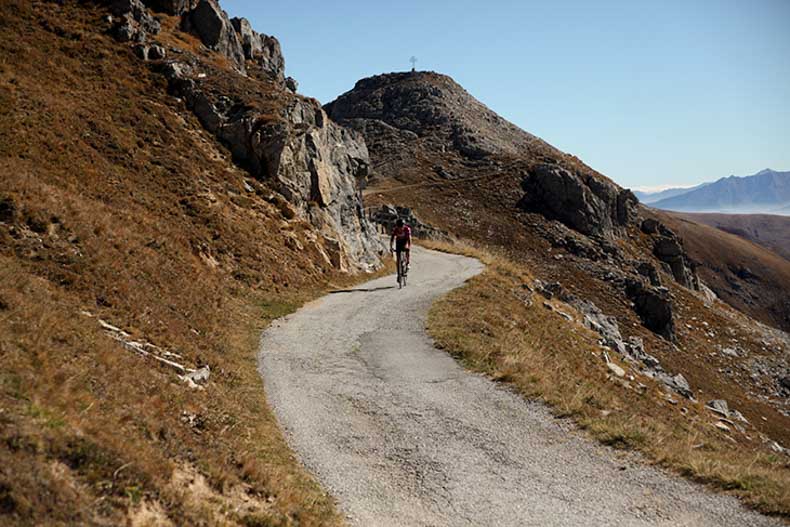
[222,0,790,191]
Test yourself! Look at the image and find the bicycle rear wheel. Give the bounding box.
[395,251,406,289]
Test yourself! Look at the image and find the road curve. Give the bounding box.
[258,246,780,527]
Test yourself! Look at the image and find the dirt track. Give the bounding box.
[259,246,780,527]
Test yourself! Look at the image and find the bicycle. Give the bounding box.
[394,249,408,289]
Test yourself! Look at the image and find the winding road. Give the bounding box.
[258,246,780,526]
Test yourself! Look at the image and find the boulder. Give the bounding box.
[641,218,660,235]
[622,336,661,368]
[575,299,625,354]
[625,279,675,340]
[669,373,693,399]
[285,76,298,92]
[653,236,683,259]
[534,280,566,300]
[148,44,166,60]
[132,43,166,60]
[185,365,210,385]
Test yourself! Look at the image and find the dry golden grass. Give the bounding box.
[422,240,790,517]
[0,1,387,524]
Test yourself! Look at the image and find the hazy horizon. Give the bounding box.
[222,0,790,192]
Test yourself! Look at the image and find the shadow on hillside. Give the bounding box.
[329,286,396,294]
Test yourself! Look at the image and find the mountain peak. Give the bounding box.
[351,70,457,91]
[327,70,549,161]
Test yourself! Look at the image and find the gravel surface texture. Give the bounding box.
[259,246,781,527]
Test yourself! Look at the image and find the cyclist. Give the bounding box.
[390,218,412,271]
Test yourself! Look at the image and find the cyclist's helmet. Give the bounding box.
[395,219,404,227]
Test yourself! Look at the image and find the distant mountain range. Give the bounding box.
[636,169,790,214]
[634,183,709,204]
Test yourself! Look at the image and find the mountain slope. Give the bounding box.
[327,71,790,332]
[0,1,381,524]
[327,72,790,513]
[651,169,790,213]
[672,212,790,261]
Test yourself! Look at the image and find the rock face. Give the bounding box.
[165,66,382,270]
[230,17,285,81]
[653,235,698,289]
[181,0,246,70]
[105,0,379,270]
[518,164,637,238]
[625,280,675,340]
[640,217,699,290]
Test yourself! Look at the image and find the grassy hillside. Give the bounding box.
[672,212,790,261]
[425,241,790,516]
[0,2,380,524]
[658,212,790,331]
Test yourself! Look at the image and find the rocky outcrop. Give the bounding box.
[625,280,675,340]
[104,0,378,271]
[164,65,382,270]
[133,42,166,61]
[181,0,246,71]
[653,235,698,289]
[108,0,288,79]
[518,164,637,238]
[143,0,197,15]
[370,204,449,240]
[108,0,161,42]
[640,218,699,290]
[635,261,662,287]
[230,18,285,81]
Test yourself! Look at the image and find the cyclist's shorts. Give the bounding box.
[395,238,409,252]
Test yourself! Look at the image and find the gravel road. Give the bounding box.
[259,246,781,526]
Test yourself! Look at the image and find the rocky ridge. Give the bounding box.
[105,0,382,270]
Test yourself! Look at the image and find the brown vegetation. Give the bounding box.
[658,211,790,331]
[0,1,378,524]
[424,240,790,516]
[671,212,790,261]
